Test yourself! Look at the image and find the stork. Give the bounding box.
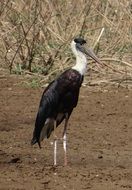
[31,37,102,166]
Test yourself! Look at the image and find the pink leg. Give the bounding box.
[53,120,57,166]
[63,114,69,166]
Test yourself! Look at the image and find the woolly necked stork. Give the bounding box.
[31,37,101,166]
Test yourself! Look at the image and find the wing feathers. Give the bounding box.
[31,69,83,147]
[31,81,59,147]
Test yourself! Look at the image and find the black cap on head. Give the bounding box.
[74,37,86,45]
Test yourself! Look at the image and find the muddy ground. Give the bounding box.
[0,72,132,190]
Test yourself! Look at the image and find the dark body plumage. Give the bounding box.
[31,69,83,147]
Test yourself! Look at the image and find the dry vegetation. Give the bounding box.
[0,0,131,86]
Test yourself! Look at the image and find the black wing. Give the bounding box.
[31,80,59,147]
[31,69,83,147]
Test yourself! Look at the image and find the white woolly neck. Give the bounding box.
[71,40,87,75]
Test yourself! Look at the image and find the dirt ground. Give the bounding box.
[0,72,132,190]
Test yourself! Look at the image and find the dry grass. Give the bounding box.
[0,0,131,85]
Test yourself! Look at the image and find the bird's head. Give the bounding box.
[71,37,102,65]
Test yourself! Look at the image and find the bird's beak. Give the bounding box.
[84,48,102,65]
[76,43,102,65]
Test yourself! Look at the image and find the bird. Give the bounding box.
[31,37,102,166]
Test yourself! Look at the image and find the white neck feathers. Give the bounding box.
[71,40,87,75]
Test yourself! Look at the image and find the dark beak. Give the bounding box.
[84,48,102,64]
[76,44,102,65]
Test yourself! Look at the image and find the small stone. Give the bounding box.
[98,155,103,159]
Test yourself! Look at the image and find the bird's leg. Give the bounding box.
[54,138,57,166]
[63,132,67,166]
[53,120,57,166]
[62,114,69,166]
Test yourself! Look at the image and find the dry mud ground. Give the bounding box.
[0,73,132,190]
